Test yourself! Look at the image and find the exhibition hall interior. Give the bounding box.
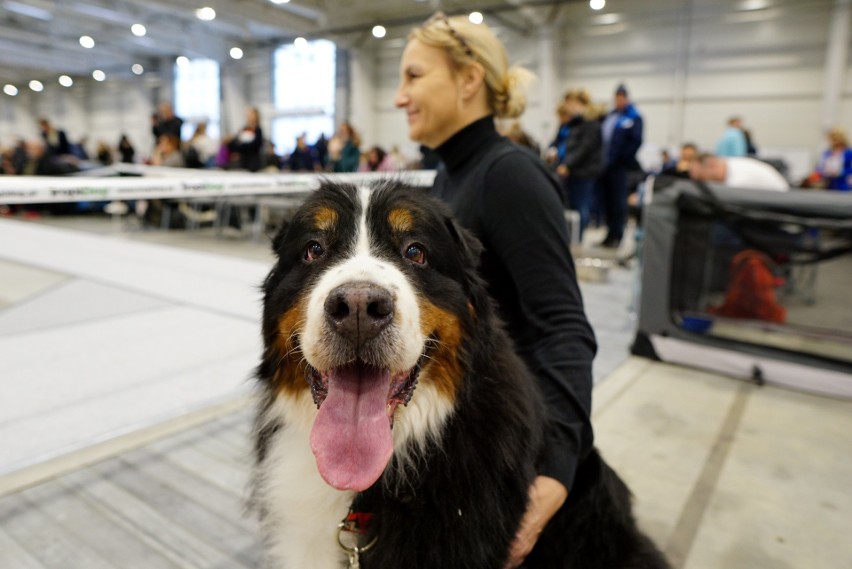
[0,0,850,568]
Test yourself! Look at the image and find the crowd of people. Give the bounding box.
[0,104,416,184]
[2,76,851,235]
[525,89,852,247]
[499,83,645,247]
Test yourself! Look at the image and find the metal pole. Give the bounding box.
[820,0,851,131]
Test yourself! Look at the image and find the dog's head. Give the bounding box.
[261,180,485,491]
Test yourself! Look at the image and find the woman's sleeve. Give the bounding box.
[481,154,597,491]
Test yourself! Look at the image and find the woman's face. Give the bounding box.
[395,39,464,149]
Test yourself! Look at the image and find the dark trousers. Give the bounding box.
[567,177,595,240]
[599,166,629,242]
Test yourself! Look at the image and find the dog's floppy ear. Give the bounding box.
[444,218,490,313]
[270,219,291,255]
[445,217,482,270]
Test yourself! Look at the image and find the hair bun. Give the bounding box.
[495,66,535,119]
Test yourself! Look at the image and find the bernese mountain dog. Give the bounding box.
[253,180,670,569]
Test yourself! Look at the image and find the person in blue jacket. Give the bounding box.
[817,127,852,191]
[598,84,643,248]
[715,116,748,157]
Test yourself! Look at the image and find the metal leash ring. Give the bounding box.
[337,522,378,569]
[336,521,378,554]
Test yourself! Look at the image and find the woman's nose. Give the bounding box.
[393,86,408,108]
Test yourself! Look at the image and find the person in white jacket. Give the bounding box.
[690,153,789,191]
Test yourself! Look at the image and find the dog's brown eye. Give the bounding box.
[305,241,325,261]
[404,243,426,265]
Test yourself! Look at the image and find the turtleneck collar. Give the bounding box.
[434,115,501,174]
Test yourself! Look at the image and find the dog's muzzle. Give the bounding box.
[306,281,426,492]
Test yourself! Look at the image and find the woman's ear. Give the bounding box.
[459,62,485,101]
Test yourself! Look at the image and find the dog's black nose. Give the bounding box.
[324,282,394,343]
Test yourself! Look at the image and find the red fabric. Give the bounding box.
[708,250,786,323]
[344,512,374,535]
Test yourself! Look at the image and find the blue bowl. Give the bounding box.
[681,315,713,333]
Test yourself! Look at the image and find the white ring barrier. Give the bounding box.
[0,168,437,205]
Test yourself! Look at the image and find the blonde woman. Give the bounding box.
[395,13,596,568]
[555,89,603,239]
[817,127,852,191]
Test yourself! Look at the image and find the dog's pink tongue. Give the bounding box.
[310,363,393,491]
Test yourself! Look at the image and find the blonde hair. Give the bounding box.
[561,88,598,120]
[828,127,848,147]
[587,102,608,121]
[411,13,534,119]
[564,88,592,107]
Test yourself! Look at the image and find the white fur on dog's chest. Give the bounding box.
[259,394,355,569]
[257,383,454,568]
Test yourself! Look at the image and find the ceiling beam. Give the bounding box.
[126,0,325,36]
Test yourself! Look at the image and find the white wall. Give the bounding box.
[0,73,155,160]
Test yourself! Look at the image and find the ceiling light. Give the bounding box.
[196,7,216,20]
[176,56,190,67]
[590,0,605,9]
[3,84,18,96]
[738,0,771,9]
[58,75,73,87]
[131,23,147,37]
[469,11,483,24]
[79,35,95,48]
[372,25,386,38]
[132,63,144,75]
[592,13,621,25]
[92,69,106,81]
[230,47,244,59]
[270,0,291,3]
[29,80,44,92]
[294,37,308,48]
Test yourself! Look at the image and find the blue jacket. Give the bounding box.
[603,104,643,169]
[551,122,570,163]
[716,127,747,157]
[818,147,852,191]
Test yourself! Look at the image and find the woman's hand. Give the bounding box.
[504,476,568,568]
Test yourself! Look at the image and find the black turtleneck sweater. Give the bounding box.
[432,115,596,492]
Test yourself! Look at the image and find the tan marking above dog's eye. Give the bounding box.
[313,207,338,231]
[388,208,414,233]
